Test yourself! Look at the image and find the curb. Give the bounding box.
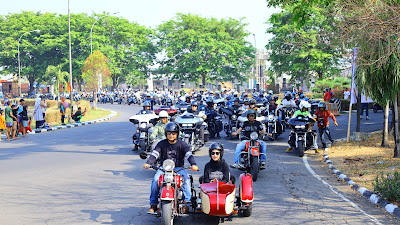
[1,110,118,138]
[323,137,400,219]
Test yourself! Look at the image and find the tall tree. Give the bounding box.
[157,13,254,86]
[266,4,343,86]
[81,51,111,109]
[43,64,69,101]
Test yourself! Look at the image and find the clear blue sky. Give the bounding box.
[2,0,280,49]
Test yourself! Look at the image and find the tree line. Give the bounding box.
[0,12,255,92]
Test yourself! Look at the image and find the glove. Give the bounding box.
[191,165,199,171]
[142,163,150,169]
[334,121,338,126]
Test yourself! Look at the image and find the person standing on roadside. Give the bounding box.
[20,105,29,137]
[360,98,370,120]
[314,102,338,150]
[11,104,19,140]
[60,97,67,125]
[18,99,25,137]
[5,101,14,141]
[343,87,350,100]
[40,96,47,125]
[0,109,5,141]
[34,98,44,129]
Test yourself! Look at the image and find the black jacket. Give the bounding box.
[203,158,230,183]
[147,139,196,167]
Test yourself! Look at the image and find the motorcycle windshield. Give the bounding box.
[288,117,313,126]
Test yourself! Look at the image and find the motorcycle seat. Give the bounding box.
[200,182,235,195]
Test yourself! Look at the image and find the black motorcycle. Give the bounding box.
[288,115,316,157]
[205,109,223,138]
[221,107,242,139]
[175,113,206,153]
[265,112,283,141]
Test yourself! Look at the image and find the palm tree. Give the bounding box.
[44,65,69,101]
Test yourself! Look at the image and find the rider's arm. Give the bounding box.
[182,142,198,170]
[146,142,162,166]
[149,124,160,141]
[221,162,230,183]
[258,121,266,135]
[203,163,210,183]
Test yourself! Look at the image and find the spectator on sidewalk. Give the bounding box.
[5,101,14,141]
[11,104,19,140]
[324,88,332,102]
[314,102,338,150]
[20,105,29,137]
[18,99,25,137]
[40,96,47,124]
[34,98,44,129]
[0,109,5,141]
[60,97,67,125]
[360,100,370,120]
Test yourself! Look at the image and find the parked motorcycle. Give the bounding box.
[129,111,159,158]
[175,112,207,153]
[147,160,197,225]
[237,131,266,181]
[288,115,317,157]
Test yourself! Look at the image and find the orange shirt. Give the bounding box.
[0,115,5,129]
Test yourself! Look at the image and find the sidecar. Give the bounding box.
[198,173,253,218]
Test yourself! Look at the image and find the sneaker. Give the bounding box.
[260,161,266,169]
[147,204,158,215]
[315,148,320,153]
[366,116,370,120]
[285,147,293,152]
[230,163,239,169]
[360,116,362,120]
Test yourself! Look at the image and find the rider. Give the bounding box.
[231,109,267,169]
[286,101,319,153]
[144,93,156,110]
[314,102,338,150]
[278,91,297,121]
[230,98,241,110]
[203,143,230,183]
[143,122,199,214]
[137,101,153,114]
[187,101,206,144]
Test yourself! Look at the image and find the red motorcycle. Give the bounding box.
[148,159,197,225]
[197,173,254,221]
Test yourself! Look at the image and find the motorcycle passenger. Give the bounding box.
[231,109,267,169]
[150,110,170,150]
[314,102,338,150]
[286,101,319,153]
[203,143,230,183]
[143,122,199,214]
[184,95,191,104]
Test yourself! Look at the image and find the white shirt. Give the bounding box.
[344,91,350,99]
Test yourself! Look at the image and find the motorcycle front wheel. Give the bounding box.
[161,200,174,225]
[250,155,259,181]
[297,140,305,157]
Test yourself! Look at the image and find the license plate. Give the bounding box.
[140,132,146,139]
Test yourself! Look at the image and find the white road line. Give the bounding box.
[303,155,383,225]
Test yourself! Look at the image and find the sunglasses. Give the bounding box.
[166,132,178,136]
[211,151,220,155]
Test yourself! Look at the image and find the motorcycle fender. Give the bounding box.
[240,174,254,203]
[160,186,175,201]
[251,147,260,156]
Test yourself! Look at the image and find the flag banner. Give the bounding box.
[350,47,358,104]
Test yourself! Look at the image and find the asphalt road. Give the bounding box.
[0,104,397,225]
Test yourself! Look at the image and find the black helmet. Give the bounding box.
[191,101,198,106]
[246,109,257,118]
[318,102,326,109]
[164,122,179,137]
[206,98,214,105]
[209,142,224,158]
[233,97,240,102]
[249,99,256,105]
[196,94,202,101]
[143,101,151,108]
[166,98,172,104]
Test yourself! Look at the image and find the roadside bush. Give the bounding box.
[373,171,400,203]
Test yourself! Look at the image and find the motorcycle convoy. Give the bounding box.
[128,89,321,224]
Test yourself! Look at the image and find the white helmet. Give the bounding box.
[268,90,273,95]
[159,110,169,118]
[299,100,311,110]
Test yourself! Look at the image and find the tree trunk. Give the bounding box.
[393,94,400,158]
[356,93,361,132]
[93,91,97,110]
[28,76,35,94]
[382,100,390,147]
[202,74,206,88]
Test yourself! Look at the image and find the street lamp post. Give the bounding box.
[90,12,118,55]
[18,29,40,97]
[68,0,73,117]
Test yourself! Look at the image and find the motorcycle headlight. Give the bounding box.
[232,115,237,120]
[250,132,258,140]
[163,159,175,172]
[295,125,306,129]
[140,123,147,129]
